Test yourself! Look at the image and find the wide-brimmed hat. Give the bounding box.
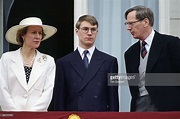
[5,17,57,45]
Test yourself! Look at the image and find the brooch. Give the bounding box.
[37,55,47,63]
[42,55,47,61]
[37,58,41,63]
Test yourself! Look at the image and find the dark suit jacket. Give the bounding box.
[51,48,119,111]
[124,31,180,111]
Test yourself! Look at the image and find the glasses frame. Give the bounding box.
[79,27,98,34]
[124,18,145,27]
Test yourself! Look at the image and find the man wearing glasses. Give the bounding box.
[50,15,119,111]
[124,5,180,111]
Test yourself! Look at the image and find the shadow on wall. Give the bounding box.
[5,0,74,61]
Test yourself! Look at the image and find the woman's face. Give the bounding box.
[22,25,43,49]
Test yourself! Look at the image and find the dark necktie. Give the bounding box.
[83,50,89,68]
[141,41,147,59]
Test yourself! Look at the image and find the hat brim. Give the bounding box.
[5,25,57,45]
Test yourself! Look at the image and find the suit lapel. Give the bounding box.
[27,50,44,90]
[129,41,141,73]
[134,45,140,73]
[70,49,87,78]
[11,49,28,90]
[146,31,163,73]
[126,42,141,86]
[79,49,104,91]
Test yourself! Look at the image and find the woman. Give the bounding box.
[0,17,57,111]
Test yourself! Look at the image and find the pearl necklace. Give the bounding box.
[23,55,35,67]
[21,51,36,67]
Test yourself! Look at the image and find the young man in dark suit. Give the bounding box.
[124,5,180,111]
[51,15,119,111]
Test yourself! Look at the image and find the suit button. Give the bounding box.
[107,105,109,108]
[23,94,28,98]
[94,96,98,99]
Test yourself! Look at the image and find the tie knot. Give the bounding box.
[142,41,147,46]
[83,50,89,55]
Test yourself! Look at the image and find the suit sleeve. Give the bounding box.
[0,54,17,110]
[169,36,180,72]
[108,57,119,111]
[50,60,66,111]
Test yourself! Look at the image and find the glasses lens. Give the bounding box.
[80,27,97,33]
[124,18,145,26]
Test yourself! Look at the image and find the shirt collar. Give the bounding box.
[140,29,155,47]
[78,46,95,57]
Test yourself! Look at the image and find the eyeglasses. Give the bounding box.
[79,27,98,34]
[124,18,145,27]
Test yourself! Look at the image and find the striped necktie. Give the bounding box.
[141,41,147,59]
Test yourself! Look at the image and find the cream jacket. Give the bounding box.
[0,48,55,111]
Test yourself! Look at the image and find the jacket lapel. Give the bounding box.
[133,43,140,73]
[79,49,104,91]
[27,50,44,90]
[11,49,28,90]
[146,31,163,73]
[128,41,140,73]
[70,49,87,78]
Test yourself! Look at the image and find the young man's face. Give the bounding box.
[76,21,98,49]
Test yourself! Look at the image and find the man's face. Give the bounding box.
[76,21,98,49]
[125,11,145,40]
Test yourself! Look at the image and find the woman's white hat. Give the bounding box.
[5,17,57,45]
